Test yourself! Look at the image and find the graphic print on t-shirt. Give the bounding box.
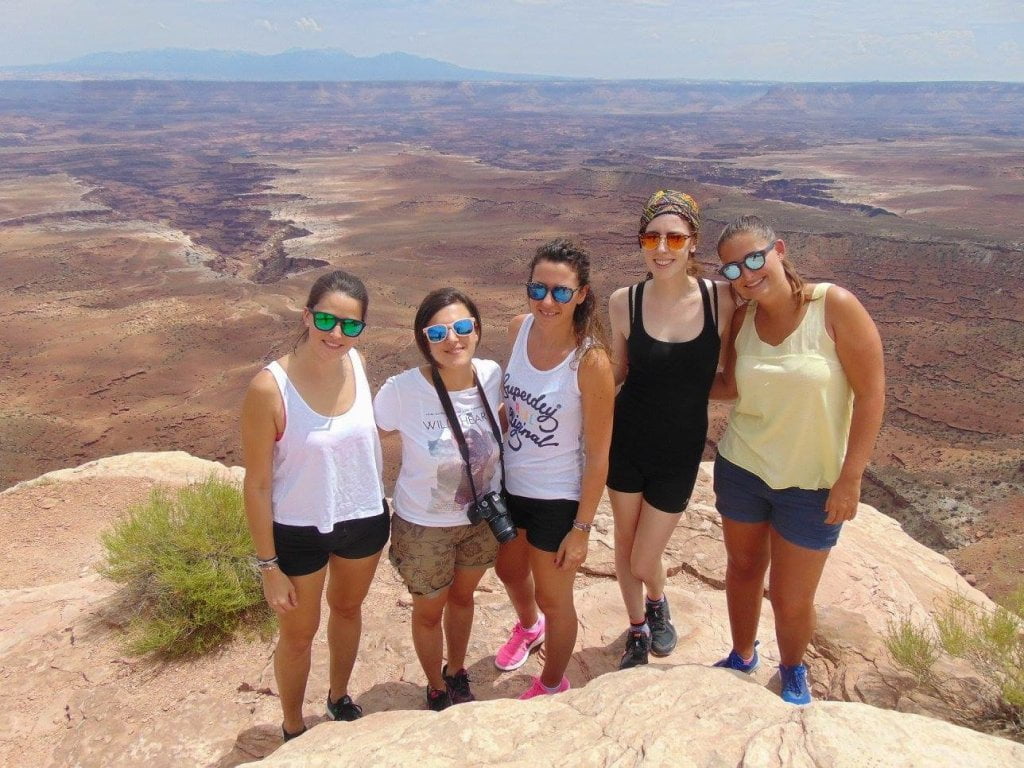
[422,403,498,513]
[503,372,563,452]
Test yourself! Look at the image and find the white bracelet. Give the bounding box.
[571,520,592,533]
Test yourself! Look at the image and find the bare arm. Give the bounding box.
[240,369,296,614]
[555,347,615,569]
[709,303,746,401]
[825,286,886,524]
[607,287,630,386]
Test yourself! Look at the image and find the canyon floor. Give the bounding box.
[0,81,1022,601]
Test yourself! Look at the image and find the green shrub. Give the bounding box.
[928,588,1024,733]
[884,613,939,680]
[99,476,272,656]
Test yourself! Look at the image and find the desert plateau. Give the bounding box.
[1,80,1021,601]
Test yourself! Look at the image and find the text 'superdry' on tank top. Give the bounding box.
[502,314,585,500]
[265,349,385,533]
[718,283,853,490]
[616,278,720,450]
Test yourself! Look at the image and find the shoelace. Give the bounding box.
[783,666,806,694]
[448,670,471,696]
[647,604,666,631]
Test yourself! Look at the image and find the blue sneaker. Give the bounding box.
[712,640,760,673]
[779,663,813,705]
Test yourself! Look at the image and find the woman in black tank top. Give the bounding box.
[606,190,735,670]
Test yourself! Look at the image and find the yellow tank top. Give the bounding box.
[718,283,852,490]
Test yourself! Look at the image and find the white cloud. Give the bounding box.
[255,18,276,33]
[295,16,323,33]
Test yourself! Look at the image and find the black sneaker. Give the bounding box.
[442,663,476,704]
[618,628,650,670]
[281,724,307,742]
[646,597,678,657]
[426,685,452,712]
[326,691,363,722]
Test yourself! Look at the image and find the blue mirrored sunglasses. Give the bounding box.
[526,282,579,303]
[718,241,776,281]
[423,317,476,343]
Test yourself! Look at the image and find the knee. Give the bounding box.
[326,596,361,622]
[726,552,770,582]
[446,587,475,610]
[534,587,573,619]
[495,551,529,585]
[412,605,444,630]
[628,552,660,585]
[278,625,318,656]
[769,591,815,624]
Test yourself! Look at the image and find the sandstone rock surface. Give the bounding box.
[0,452,1015,767]
[258,665,1024,768]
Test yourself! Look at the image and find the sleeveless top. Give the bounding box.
[502,314,585,500]
[718,283,853,490]
[616,278,720,452]
[266,349,385,532]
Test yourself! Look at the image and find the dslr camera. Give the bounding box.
[470,491,517,543]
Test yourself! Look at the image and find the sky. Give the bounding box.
[2,0,1023,81]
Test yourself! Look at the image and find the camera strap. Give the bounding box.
[428,364,505,504]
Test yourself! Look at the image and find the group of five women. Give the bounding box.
[240,190,885,740]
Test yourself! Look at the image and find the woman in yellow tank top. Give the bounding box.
[709,215,885,706]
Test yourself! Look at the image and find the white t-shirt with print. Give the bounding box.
[374,359,502,527]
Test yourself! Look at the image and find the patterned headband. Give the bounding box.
[638,190,701,241]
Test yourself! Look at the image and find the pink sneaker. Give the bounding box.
[517,675,570,700]
[494,617,546,671]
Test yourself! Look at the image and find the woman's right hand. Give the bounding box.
[261,567,298,614]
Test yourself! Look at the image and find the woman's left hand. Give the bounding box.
[555,528,590,571]
[825,474,861,525]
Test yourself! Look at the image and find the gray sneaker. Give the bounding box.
[618,628,651,670]
[646,598,678,657]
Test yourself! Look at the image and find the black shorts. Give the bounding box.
[273,501,390,577]
[506,494,578,553]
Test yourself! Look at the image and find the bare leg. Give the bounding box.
[610,489,645,624]
[274,566,329,734]
[442,566,488,670]
[721,518,771,659]
[768,529,830,667]
[324,550,383,701]
[529,543,579,688]
[629,500,684,604]
[411,588,450,691]
[494,530,539,627]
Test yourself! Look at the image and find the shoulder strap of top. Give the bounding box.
[699,278,716,331]
[630,281,646,332]
[265,360,288,397]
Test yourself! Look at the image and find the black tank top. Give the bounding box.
[617,278,721,445]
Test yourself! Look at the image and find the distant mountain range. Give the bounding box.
[0,48,552,82]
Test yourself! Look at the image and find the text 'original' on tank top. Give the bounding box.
[266,349,385,532]
[502,314,585,500]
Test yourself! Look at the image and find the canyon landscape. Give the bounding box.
[1,80,1021,601]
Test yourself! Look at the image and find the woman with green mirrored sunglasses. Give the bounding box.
[241,269,387,739]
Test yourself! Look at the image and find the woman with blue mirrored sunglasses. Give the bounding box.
[374,288,503,712]
[717,241,776,281]
[525,282,579,303]
[711,215,885,706]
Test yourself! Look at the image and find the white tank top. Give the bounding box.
[502,314,585,500]
[266,349,385,532]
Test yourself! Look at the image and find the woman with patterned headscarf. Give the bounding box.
[606,190,736,670]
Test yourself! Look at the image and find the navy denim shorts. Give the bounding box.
[713,454,841,550]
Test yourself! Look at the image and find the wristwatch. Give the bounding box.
[571,520,592,533]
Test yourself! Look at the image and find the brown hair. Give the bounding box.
[529,238,606,353]
[295,269,369,348]
[412,287,483,366]
[717,215,805,307]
